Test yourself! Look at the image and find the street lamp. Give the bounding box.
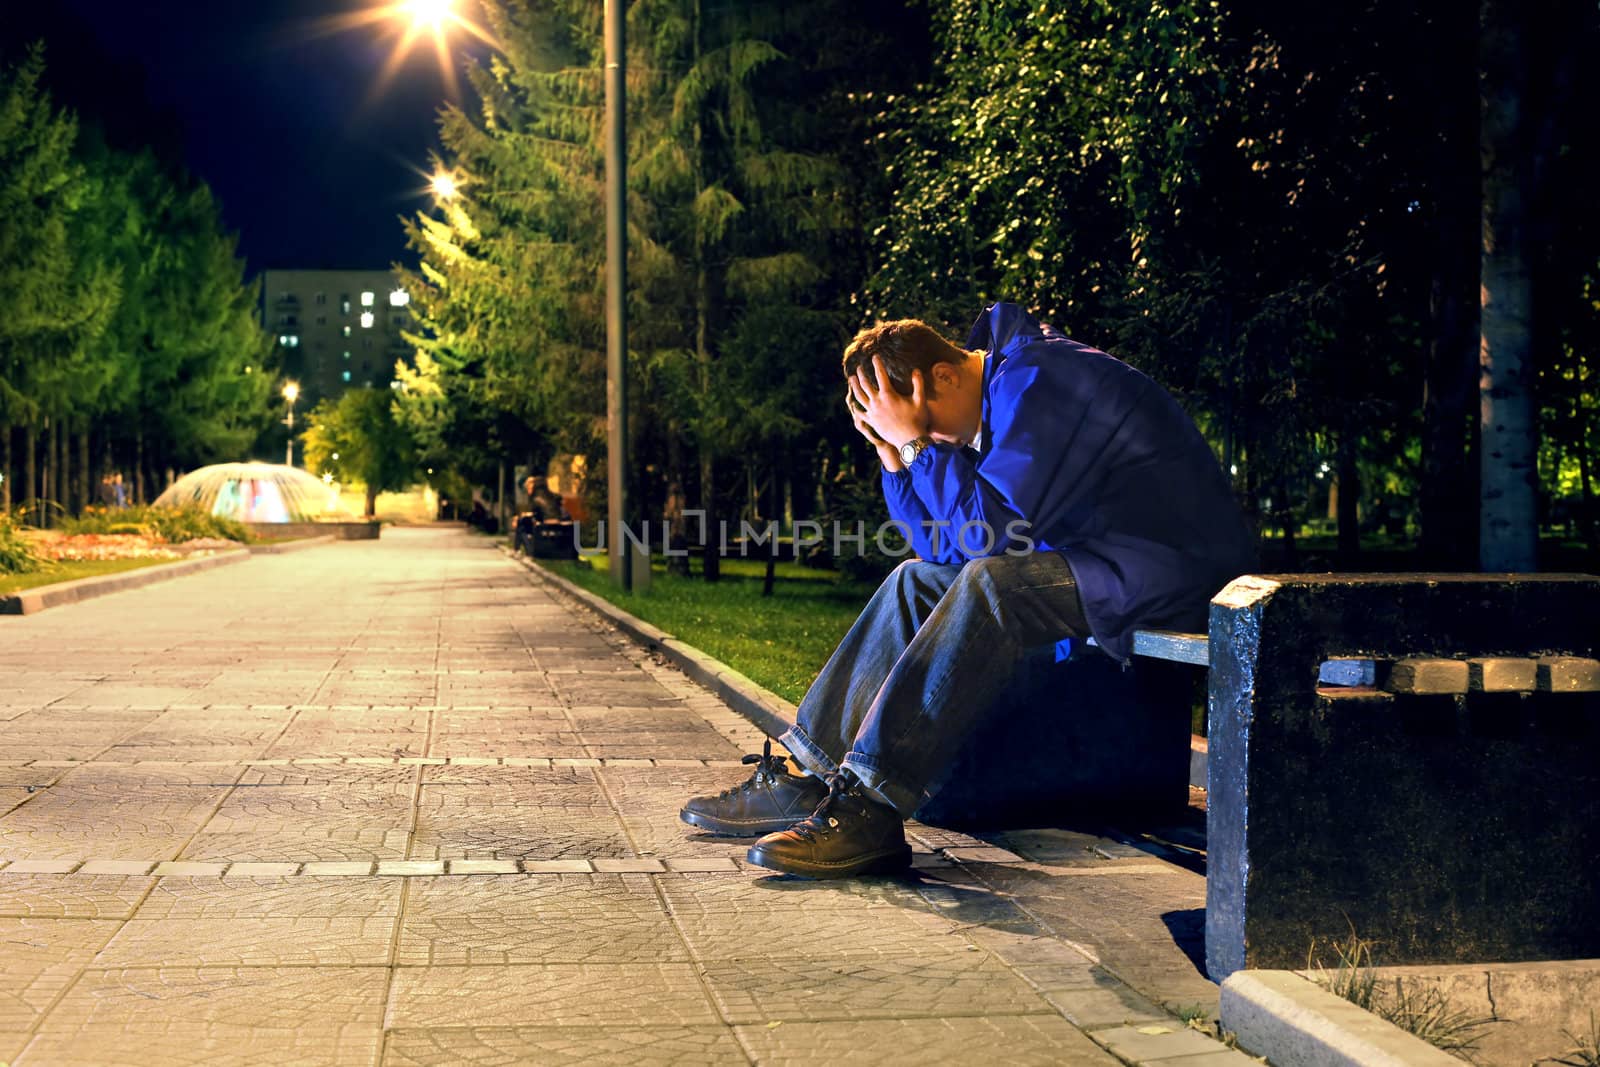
[283,382,300,467]
[360,0,630,590]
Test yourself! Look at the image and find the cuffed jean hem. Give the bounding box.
[777,724,841,779]
[840,753,922,817]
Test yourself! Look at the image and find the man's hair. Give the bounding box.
[842,319,965,397]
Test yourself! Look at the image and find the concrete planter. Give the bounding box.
[244,521,380,540]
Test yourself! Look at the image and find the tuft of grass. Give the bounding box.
[1309,931,1496,1060]
[1540,1012,1600,1067]
[0,557,177,596]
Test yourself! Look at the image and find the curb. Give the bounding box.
[0,549,252,616]
[1220,970,1463,1066]
[248,535,338,556]
[502,549,800,739]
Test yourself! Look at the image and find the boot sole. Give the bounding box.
[744,842,913,879]
[679,808,804,838]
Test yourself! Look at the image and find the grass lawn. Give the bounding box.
[544,553,877,704]
[0,557,180,596]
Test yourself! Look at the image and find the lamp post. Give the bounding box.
[379,0,631,589]
[603,0,629,591]
[283,381,300,467]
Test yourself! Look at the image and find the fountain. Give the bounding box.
[153,463,378,539]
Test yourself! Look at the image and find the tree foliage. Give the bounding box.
[0,45,275,514]
[302,388,418,517]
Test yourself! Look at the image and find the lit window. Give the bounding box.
[342,370,352,382]
[342,325,351,337]
[389,289,409,307]
[340,295,351,314]
[290,335,300,347]
[342,350,351,360]
[360,312,375,329]
[361,291,375,307]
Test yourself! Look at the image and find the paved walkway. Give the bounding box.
[0,528,1244,1065]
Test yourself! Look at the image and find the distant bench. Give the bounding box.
[1122,573,1600,981]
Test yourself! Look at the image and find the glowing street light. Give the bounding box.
[429,170,459,201]
[283,381,301,467]
[402,0,455,30]
[322,0,498,101]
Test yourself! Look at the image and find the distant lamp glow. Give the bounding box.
[282,382,301,467]
[323,471,335,485]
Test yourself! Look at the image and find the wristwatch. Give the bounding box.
[898,435,934,467]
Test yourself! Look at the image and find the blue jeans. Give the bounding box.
[779,551,1090,815]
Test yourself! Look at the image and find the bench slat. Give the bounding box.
[1537,656,1600,692]
[1385,658,1469,694]
[1130,628,1209,666]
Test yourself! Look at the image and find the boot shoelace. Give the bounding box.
[789,774,851,841]
[720,740,788,798]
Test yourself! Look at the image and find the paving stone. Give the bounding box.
[733,1016,1119,1065]
[302,861,376,876]
[24,966,387,1064]
[1042,979,1173,1029]
[703,951,1057,1023]
[99,915,396,966]
[0,918,120,1033]
[377,860,447,876]
[77,860,156,876]
[411,806,633,861]
[592,858,666,873]
[181,830,411,862]
[387,964,720,1028]
[1094,1023,1231,1062]
[0,875,156,919]
[520,859,594,874]
[446,859,519,875]
[658,876,957,961]
[380,1025,748,1066]
[662,857,739,873]
[133,877,401,919]
[151,861,227,877]
[1,859,81,874]
[224,862,301,876]
[396,875,686,965]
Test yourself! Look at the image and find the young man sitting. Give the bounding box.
[681,303,1256,878]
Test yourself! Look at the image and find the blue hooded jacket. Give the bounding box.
[881,302,1257,663]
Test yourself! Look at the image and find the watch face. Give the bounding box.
[899,441,917,464]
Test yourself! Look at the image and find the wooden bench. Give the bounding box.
[1124,573,1600,980]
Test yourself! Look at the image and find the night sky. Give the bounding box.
[6,1,485,273]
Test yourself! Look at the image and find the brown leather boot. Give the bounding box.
[745,773,911,878]
[679,741,828,836]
